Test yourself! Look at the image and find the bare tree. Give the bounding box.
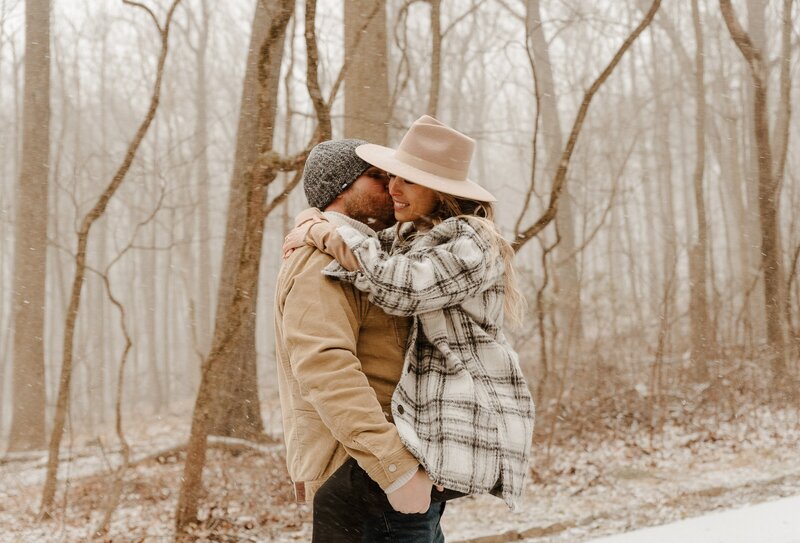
[38,0,182,518]
[772,0,793,188]
[689,0,711,380]
[8,0,50,453]
[774,0,794,351]
[202,0,272,439]
[187,0,213,357]
[741,0,769,342]
[720,0,788,378]
[524,0,584,348]
[175,0,297,530]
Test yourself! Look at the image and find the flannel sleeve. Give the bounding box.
[325,218,496,316]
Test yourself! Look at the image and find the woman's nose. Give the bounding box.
[389,175,400,195]
[388,176,403,195]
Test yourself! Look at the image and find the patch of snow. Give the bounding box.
[583,495,800,543]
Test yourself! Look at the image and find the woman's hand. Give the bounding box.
[282,208,327,259]
[281,208,362,271]
[281,225,311,259]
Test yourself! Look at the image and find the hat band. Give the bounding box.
[393,149,467,181]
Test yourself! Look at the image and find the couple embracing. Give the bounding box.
[274,115,535,542]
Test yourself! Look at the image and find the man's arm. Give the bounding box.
[281,252,419,492]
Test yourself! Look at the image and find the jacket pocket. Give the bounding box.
[435,396,501,488]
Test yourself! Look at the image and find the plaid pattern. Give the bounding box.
[324,217,535,509]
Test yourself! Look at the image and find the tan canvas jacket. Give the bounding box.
[274,213,419,505]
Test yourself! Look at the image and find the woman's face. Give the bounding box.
[388,176,440,226]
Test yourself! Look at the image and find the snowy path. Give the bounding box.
[584,495,800,543]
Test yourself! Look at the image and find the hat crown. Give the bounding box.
[395,115,475,181]
[354,115,496,202]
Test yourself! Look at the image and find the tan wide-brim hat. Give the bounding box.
[355,115,497,203]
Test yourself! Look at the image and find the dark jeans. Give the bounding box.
[312,458,464,542]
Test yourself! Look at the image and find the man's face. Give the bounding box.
[341,167,396,231]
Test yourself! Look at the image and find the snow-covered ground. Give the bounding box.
[2,402,799,542]
[584,495,800,543]
[441,407,800,543]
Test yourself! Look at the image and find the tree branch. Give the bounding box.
[512,0,661,251]
[122,0,162,33]
[718,0,764,81]
[264,168,303,218]
[304,0,331,140]
[442,0,483,38]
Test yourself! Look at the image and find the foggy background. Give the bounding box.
[1,0,799,539]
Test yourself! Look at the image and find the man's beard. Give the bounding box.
[344,193,396,231]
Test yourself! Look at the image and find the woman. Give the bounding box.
[285,115,535,540]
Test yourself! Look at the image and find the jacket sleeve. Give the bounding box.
[281,252,418,490]
[326,218,499,316]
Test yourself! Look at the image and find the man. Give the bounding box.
[274,139,441,541]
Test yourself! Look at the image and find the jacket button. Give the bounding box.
[397,404,405,415]
[388,464,397,473]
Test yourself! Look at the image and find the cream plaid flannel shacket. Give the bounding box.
[324,217,535,509]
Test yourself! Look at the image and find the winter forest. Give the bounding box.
[1,0,800,541]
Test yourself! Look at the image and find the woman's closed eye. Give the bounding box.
[391,175,414,185]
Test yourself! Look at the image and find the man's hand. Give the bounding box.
[386,468,435,514]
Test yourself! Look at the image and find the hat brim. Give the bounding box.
[355,144,497,202]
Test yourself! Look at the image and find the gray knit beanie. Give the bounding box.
[303,139,371,209]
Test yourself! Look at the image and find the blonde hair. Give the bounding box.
[397,192,526,328]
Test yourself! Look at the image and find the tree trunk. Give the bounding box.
[175,0,294,530]
[344,0,390,144]
[86,222,109,427]
[753,88,787,377]
[280,16,297,237]
[710,50,751,345]
[526,0,584,348]
[146,213,165,413]
[205,0,273,438]
[742,0,768,341]
[720,0,787,378]
[689,0,711,380]
[774,0,794,354]
[8,0,51,453]
[193,0,213,357]
[651,31,678,348]
[427,0,442,117]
